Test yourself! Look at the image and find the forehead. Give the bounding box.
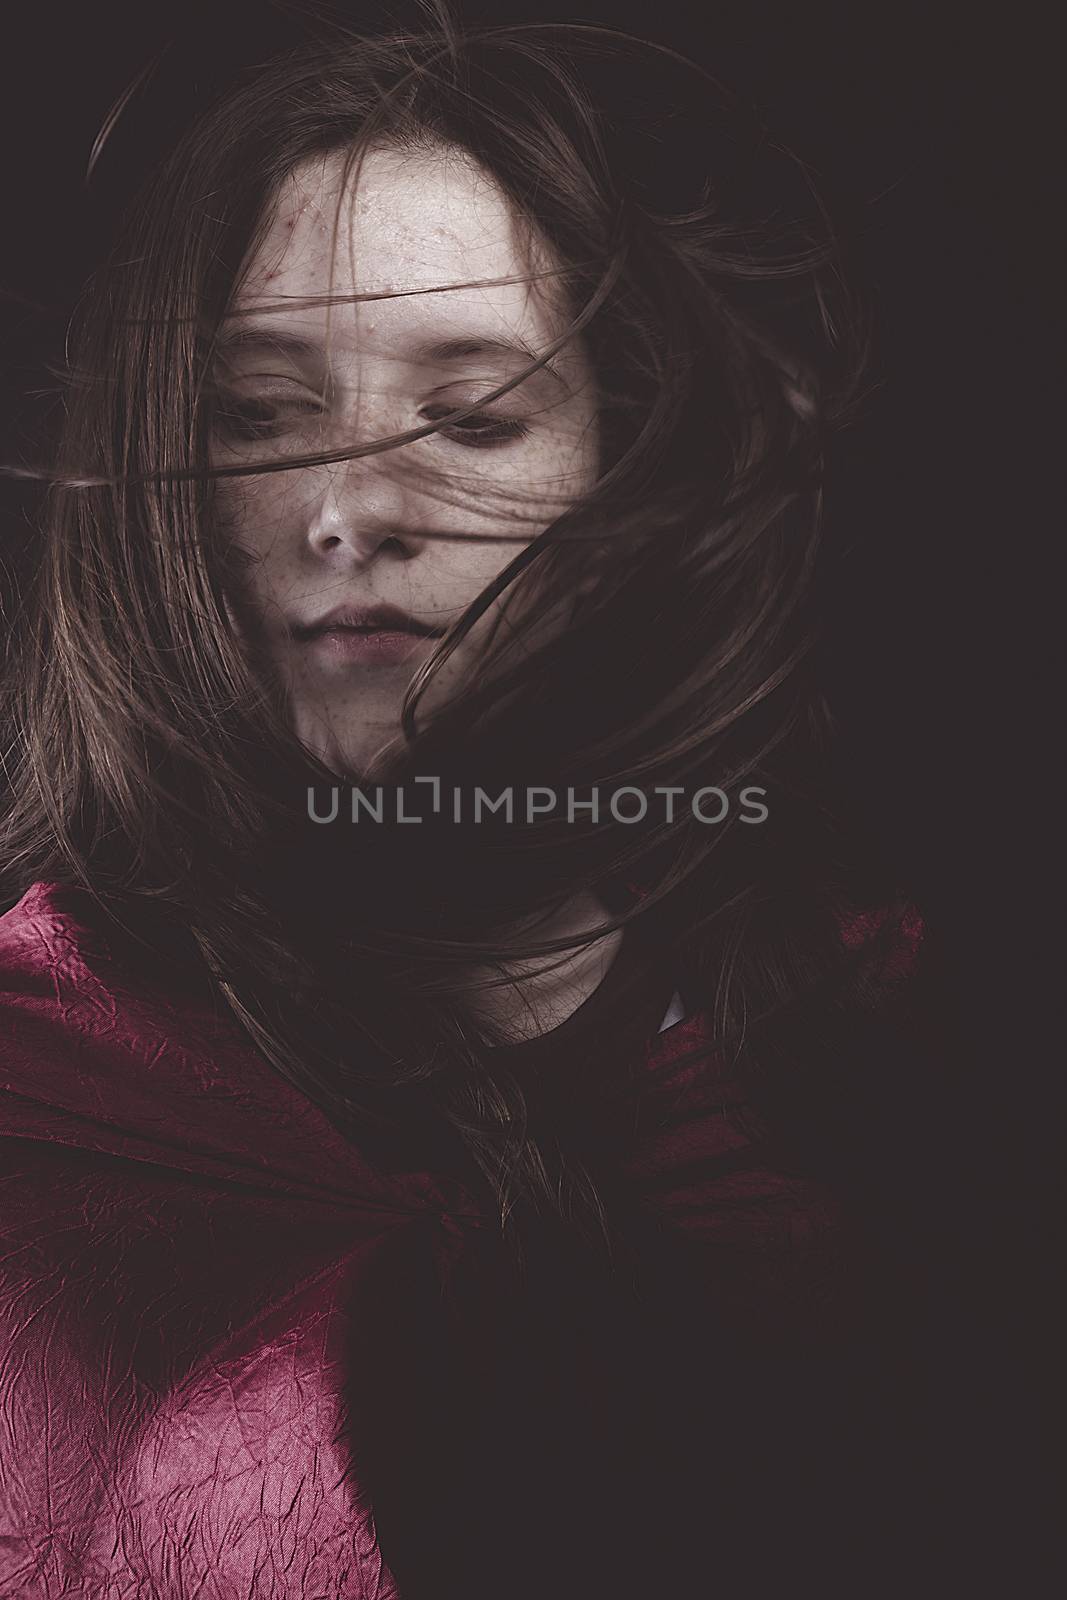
[233,144,568,351]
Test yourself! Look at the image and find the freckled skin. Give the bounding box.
[212,145,614,1029]
[213,144,601,781]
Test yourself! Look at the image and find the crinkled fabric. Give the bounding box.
[0,881,922,1599]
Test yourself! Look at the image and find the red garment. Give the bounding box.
[0,880,922,1598]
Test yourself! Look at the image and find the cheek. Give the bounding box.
[211,483,309,641]
[529,409,601,500]
[424,538,520,607]
[464,435,596,536]
[213,475,310,559]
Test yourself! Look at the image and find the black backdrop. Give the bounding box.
[1,0,1056,1576]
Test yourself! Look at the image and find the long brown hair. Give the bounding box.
[0,10,907,1237]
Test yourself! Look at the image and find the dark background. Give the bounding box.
[1,0,1057,1502]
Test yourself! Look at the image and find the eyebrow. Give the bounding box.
[215,327,321,361]
[215,324,568,390]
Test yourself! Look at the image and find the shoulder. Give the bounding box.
[655,889,927,1036]
[631,892,930,1289]
[836,897,925,971]
[0,881,122,1098]
[0,878,478,1218]
[833,896,928,1017]
[0,879,93,986]
[0,879,219,1107]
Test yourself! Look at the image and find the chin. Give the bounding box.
[334,732,407,784]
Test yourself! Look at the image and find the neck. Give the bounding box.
[464,888,625,1045]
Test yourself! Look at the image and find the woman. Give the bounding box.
[0,13,932,1598]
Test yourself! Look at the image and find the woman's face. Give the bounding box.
[211,143,600,777]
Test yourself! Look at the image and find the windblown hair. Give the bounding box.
[0,10,909,1237]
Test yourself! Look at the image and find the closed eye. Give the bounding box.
[212,393,323,442]
[420,406,531,449]
[211,392,531,449]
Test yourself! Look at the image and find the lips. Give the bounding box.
[292,603,445,641]
[301,625,435,665]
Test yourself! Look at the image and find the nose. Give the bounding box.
[304,453,423,565]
